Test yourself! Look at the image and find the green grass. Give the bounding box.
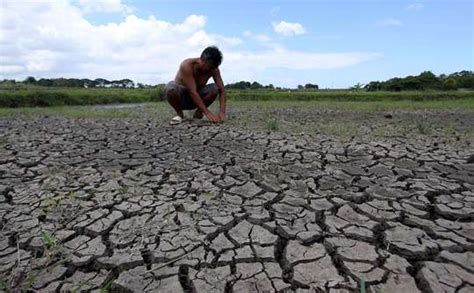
[0,85,473,107]
[265,116,280,131]
[0,86,164,107]
[227,98,474,112]
[0,104,142,118]
[226,89,474,102]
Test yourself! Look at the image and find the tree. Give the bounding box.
[418,71,440,90]
[94,78,110,88]
[24,76,36,84]
[443,78,458,90]
[351,83,364,92]
[304,83,319,90]
[365,81,382,92]
[37,78,53,87]
[250,81,263,89]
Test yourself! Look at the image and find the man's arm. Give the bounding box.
[212,68,226,121]
[180,63,219,122]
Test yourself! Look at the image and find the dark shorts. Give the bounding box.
[165,81,218,110]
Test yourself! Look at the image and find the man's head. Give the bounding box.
[200,46,223,70]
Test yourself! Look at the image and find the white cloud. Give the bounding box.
[243,30,272,43]
[272,21,306,36]
[0,0,381,87]
[406,3,424,11]
[225,50,382,71]
[77,0,134,14]
[377,18,404,27]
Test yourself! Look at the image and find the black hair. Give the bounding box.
[200,46,223,68]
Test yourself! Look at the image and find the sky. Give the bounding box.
[0,0,473,88]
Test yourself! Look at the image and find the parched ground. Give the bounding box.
[1,107,473,292]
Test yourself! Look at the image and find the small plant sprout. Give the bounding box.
[266,116,279,131]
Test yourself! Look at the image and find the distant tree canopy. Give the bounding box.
[364,71,474,91]
[2,71,473,91]
[21,77,138,88]
[225,81,277,90]
[304,83,319,89]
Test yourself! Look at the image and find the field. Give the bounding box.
[1,84,474,107]
[1,98,473,292]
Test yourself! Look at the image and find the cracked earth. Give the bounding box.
[0,114,473,292]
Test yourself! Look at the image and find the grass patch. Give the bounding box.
[227,98,474,112]
[226,89,474,102]
[0,87,164,107]
[265,116,280,131]
[0,105,142,118]
[0,86,472,107]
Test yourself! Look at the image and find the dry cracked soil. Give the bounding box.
[0,111,473,292]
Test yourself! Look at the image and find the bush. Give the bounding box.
[0,87,164,107]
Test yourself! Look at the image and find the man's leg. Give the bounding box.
[165,84,184,118]
[194,84,218,119]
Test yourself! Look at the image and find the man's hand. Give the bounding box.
[218,112,225,122]
[206,111,220,123]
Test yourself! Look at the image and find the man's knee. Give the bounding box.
[165,87,178,102]
[203,84,218,103]
[208,84,219,97]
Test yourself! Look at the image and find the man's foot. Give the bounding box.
[193,109,203,119]
[170,115,183,125]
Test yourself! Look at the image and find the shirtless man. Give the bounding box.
[164,46,226,124]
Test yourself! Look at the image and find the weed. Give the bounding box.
[266,116,280,131]
[41,195,59,214]
[99,277,114,293]
[40,231,58,251]
[415,120,431,135]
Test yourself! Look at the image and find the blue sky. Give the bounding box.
[1,0,473,88]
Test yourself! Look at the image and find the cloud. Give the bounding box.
[243,30,272,43]
[406,3,424,11]
[221,50,382,87]
[0,0,381,87]
[270,6,280,17]
[377,18,404,27]
[77,0,134,14]
[225,50,382,71]
[272,21,306,36]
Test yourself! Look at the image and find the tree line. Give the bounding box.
[364,71,474,91]
[224,81,319,90]
[2,77,156,89]
[1,70,473,91]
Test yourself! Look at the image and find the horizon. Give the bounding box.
[5,69,472,90]
[1,0,473,88]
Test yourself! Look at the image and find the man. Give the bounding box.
[164,46,226,124]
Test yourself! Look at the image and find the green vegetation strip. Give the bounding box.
[0,87,164,107]
[1,86,474,108]
[0,105,138,118]
[227,89,474,102]
[227,99,474,111]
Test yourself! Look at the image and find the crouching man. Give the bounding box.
[164,46,226,124]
